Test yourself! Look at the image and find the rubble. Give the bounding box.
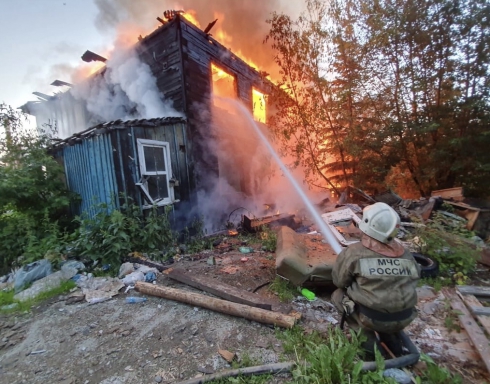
[14,259,52,293]
[14,267,77,302]
[75,275,125,304]
[1,186,489,383]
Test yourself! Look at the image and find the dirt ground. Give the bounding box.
[0,233,489,384]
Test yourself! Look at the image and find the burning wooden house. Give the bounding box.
[21,11,273,230]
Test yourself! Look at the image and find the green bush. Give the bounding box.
[0,104,76,274]
[72,200,177,269]
[415,210,481,283]
[0,104,74,222]
[418,228,479,278]
[0,210,69,274]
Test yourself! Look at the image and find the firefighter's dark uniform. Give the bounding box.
[332,237,420,334]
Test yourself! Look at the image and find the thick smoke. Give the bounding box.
[71,46,180,123]
[188,96,328,232]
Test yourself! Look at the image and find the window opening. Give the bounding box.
[211,63,237,110]
[136,139,177,208]
[252,88,267,123]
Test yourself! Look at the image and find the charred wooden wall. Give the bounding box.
[177,16,271,194]
[137,20,186,114]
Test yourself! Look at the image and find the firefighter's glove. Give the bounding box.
[342,298,356,316]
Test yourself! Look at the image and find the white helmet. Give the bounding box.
[359,202,400,244]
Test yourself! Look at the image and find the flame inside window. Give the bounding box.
[252,88,266,123]
[211,63,236,101]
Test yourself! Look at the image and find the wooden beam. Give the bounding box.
[471,307,490,316]
[462,294,490,336]
[457,286,490,299]
[442,288,490,374]
[135,282,296,328]
[166,268,272,310]
[431,187,463,200]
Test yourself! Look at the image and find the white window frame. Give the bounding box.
[136,139,177,209]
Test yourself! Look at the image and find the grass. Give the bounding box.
[277,326,395,384]
[257,226,277,252]
[274,326,465,384]
[0,279,76,313]
[415,354,463,384]
[268,277,297,302]
[418,277,451,292]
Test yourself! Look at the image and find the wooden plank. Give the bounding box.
[471,307,490,316]
[442,288,490,374]
[166,268,272,310]
[457,286,490,298]
[135,282,296,328]
[431,187,464,200]
[463,294,490,335]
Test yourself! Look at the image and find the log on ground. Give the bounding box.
[135,282,296,328]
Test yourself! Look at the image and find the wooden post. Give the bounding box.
[135,282,296,328]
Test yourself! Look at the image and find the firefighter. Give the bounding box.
[331,202,420,355]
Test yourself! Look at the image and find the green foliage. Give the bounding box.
[413,210,481,284]
[0,210,70,274]
[0,104,76,274]
[258,226,277,252]
[0,104,74,220]
[276,326,325,357]
[415,354,463,384]
[277,326,394,384]
[418,278,450,292]
[72,200,177,269]
[268,277,297,302]
[0,289,15,307]
[267,0,490,198]
[182,216,213,254]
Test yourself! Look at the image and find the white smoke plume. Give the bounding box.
[189,96,330,233]
[71,46,180,123]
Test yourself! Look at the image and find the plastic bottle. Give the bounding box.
[301,288,316,301]
[125,296,147,304]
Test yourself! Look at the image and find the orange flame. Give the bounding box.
[212,12,259,70]
[182,10,201,28]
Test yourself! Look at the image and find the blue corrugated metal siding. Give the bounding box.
[63,134,118,217]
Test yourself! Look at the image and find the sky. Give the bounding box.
[0,0,303,124]
[0,0,113,113]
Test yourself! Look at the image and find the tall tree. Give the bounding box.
[267,0,490,197]
[266,0,353,195]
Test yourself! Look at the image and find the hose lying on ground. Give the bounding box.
[361,331,420,371]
